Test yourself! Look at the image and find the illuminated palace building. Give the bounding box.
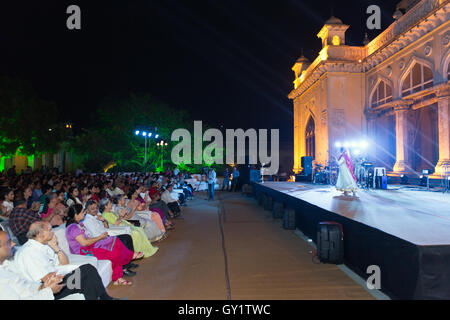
[290,0,450,177]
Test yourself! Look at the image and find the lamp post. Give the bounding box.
[157,140,168,172]
[135,130,155,174]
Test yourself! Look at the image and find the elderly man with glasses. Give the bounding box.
[0,230,68,299]
[13,221,120,300]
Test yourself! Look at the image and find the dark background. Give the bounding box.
[0,0,397,170]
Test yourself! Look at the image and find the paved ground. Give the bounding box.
[107,191,374,300]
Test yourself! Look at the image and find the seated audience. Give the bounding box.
[40,193,65,227]
[127,188,167,234]
[9,199,41,245]
[112,194,163,242]
[22,187,33,209]
[14,221,118,300]
[65,204,142,285]
[1,188,15,218]
[100,200,158,257]
[161,184,182,217]
[66,186,82,207]
[0,230,65,300]
[83,200,137,265]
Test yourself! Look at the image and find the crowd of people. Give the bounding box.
[0,167,195,299]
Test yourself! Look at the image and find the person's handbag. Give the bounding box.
[126,220,141,227]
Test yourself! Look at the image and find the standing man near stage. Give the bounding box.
[231,167,240,192]
[222,168,230,191]
[207,167,216,201]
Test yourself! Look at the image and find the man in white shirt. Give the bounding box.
[83,200,138,274]
[207,167,216,201]
[14,222,116,300]
[161,184,181,217]
[0,230,64,300]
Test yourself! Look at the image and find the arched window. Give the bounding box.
[371,80,393,108]
[401,62,433,96]
[305,117,315,160]
[332,36,340,46]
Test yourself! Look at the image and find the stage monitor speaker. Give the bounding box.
[283,208,296,230]
[301,156,313,176]
[381,176,388,190]
[317,222,344,264]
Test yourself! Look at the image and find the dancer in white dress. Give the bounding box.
[335,148,358,196]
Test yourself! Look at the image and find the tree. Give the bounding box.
[0,76,66,157]
[71,93,191,172]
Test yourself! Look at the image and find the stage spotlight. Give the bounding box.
[155,134,159,139]
[335,142,342,148]
[135,130,140,135]
[400,174,408,184]
[142,132,147,137]
[149,133,152,137]
[351,141,357,148]
[344,142,350,148]
[360,140,369,149]
[354,149,361,156]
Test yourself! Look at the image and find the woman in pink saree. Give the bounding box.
[335,147,358,196]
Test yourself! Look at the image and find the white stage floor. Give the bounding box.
[258,182,450,246]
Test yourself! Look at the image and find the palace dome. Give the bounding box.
[325,16,343,25]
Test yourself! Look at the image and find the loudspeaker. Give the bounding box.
[317,222,344,264]
[258,193,265,206]
[282,208,296,230]
[272,202,284,219]
[301,156,313,176]
[263,195,273,211]
[381,176,388,190]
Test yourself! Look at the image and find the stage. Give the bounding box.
[252,182,450,299]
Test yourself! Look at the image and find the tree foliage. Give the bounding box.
[0,76,66,156]
[71,94,191,172]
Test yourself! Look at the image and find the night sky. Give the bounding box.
[0,0,397,145]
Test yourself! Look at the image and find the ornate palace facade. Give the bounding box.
[290,0,450,176]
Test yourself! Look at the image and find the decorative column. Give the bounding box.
[435,85,450,176]
[366,110,377,163]
[393,100,413,173]
[293,101,301,173]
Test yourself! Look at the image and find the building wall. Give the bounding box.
[290,0,450,175]
[0,150,80,174]
[327,73,365,159]
[293,77,326,172]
